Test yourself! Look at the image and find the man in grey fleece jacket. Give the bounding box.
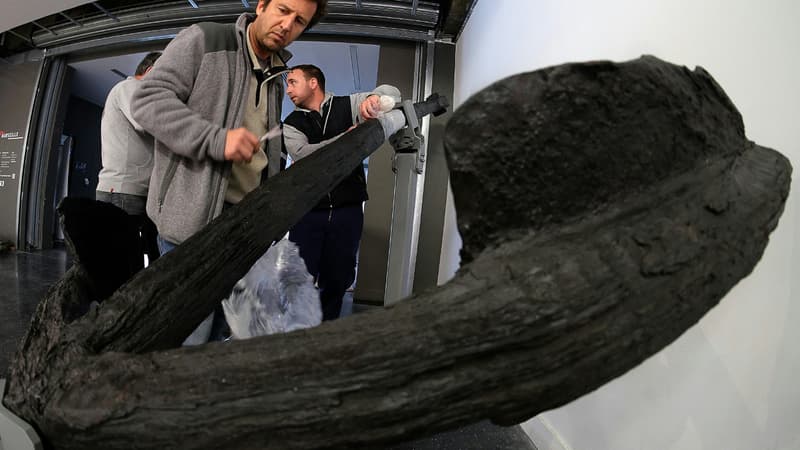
[130,0,328,248]
[130,0,328,344]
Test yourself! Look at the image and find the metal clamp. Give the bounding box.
[389,100,426,174]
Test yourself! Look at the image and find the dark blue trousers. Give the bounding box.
[289,204,364,321]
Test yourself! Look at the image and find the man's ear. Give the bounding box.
[309,78,319,91]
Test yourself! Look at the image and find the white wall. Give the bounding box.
[451,1,800,449]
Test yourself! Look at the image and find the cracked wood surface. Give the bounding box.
[3,58,791,449]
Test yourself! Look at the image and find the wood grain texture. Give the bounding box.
[3,58,791,449]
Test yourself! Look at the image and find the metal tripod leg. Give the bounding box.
[385,100,428,304]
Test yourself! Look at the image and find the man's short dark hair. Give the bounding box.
[292,64,326,92]
[259,0,328,30]
[135,52,162,76]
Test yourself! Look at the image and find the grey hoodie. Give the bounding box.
[97,77,153,196]
[131,13,288,244]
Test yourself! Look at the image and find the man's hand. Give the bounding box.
[224,128,259,162]
[359,95,382,120]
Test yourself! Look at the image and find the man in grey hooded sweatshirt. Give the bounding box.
[97,52,161,270]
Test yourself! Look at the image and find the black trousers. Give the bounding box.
[95,191,159,270]
[289,204,364,321]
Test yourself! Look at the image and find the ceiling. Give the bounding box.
[0,0,478,58]
[0,0,95,35]
[3,0,477,117]
[68,52,152,106]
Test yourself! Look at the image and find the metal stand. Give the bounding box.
[0,379,42,450]
[384,100,427,305]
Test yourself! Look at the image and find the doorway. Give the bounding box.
[21,35,421,306]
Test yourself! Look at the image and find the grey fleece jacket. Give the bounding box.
[131,13,288,244]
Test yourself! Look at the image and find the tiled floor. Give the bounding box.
[0,248,536,449]
[0,248,68,379]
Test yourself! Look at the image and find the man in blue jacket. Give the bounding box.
[97,52,161,271]
[283,64,400,320]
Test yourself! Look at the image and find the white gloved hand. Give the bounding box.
[378,95,396,114]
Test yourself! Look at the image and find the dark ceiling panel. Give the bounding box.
[0,0,476,57]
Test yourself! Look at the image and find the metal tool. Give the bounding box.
[259,124,282,144]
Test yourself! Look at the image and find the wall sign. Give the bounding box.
[0,129,22,190]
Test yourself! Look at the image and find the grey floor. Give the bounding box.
[1,248,68,379]
[0,247,536,450]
